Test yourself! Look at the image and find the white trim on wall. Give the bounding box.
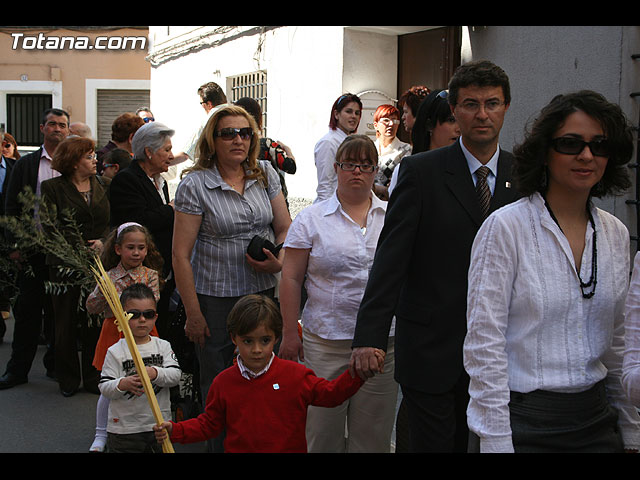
[0,79,63,133]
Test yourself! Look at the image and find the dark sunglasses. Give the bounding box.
[143,117,155,123]
[127,309,157,319]
[550,136,610,157]
[214,127,253,140]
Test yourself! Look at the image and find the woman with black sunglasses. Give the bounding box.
[463,90,640,453]
[172,105,291,451]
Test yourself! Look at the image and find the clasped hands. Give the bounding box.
[349,347,386,380]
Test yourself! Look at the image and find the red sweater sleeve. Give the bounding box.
[305,367,364,407]
[169,378,225,444]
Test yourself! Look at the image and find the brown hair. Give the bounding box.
[100,223,165,288]
[227,294,282,339]
[51,136,96,176]
[186,105,266,186]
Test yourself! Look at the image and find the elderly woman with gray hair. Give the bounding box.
[109,121,176,338]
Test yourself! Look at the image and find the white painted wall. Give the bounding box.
[147,26,401,202]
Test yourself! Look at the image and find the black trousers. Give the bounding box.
[509,380,624,453]
[49,267,100,393]
[4,254,55,378]
[401,372,470,453]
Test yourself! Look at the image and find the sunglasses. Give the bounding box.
[143,117,155,123]
[550,136,610,157]
[127,309,157,319]
[214,127,253,141]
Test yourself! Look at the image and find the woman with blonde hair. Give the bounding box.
[172,104,291,451]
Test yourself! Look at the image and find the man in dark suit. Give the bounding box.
[0,135,17,341]
[0,108,70,389]
[350,61,520,452]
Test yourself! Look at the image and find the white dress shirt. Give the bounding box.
[464,192,640,452]
[36,146,60,195]
[284,191,393,340]
[313,128,347,203]
[623,252,640,406]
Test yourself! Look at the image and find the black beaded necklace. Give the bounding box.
[543,196,597,299]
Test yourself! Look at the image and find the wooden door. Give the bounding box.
[396,27,461,143]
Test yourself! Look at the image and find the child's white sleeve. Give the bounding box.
[152,340,182,388]
[98,347,127,400]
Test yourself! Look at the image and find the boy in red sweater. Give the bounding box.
[153,294,383,453]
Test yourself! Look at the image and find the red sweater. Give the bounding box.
[170,356,363,452]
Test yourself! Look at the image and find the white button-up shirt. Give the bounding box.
[313,128,347,203]
[464,192,640,452]
[623,252,640,406]
[284,191,393,340]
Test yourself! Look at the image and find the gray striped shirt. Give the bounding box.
[174,160,281,297]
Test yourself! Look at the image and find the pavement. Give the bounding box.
[0,311,399,454]
[0,311,206,453]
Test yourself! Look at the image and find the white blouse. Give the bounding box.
[313,128,347,203]
[623,252,640,406]
[284,192,393,340]
[464,192,640,452]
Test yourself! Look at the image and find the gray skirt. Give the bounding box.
[509,380,624,453]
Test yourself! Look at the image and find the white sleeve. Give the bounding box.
[152,339,182,388]
[463,212,518,453]
[98,346,127,400]
[314,138,337,202]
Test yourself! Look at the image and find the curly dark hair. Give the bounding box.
[512,90,633,198]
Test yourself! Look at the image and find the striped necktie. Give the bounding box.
[475,165,491,220]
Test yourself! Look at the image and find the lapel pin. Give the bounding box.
[273,383,280,390]
[505,181,511,189]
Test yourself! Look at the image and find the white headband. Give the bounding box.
[117,222,142,237]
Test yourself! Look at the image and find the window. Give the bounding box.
[228,70,267,137]
[6,93,52,147]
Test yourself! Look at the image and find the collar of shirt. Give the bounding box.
[322,190,387,218]
[203,163,260,192]
[236,352,275,380]
[459,137,500,193]
[375,136,409,156]
[41,145,53,161]
[111,262,149,281]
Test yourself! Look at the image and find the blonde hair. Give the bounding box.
[183,104,266,186]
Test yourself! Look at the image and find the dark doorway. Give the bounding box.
[397,27,461,143]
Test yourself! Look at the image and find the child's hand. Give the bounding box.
[373,348,386,374]
[153,422,172,443]
[146,366,158,381]
[118,374,144,396]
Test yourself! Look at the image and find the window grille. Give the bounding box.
[229,70,267,137]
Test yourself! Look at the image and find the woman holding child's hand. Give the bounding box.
[279,135,398,453]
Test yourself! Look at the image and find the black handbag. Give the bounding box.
[247,234,283,261]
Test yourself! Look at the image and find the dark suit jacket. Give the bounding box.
[352,141,520,394]
[109,158,174,277]
[40,175,111,265]
[4,148,42,217]
[1,156,16,216]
